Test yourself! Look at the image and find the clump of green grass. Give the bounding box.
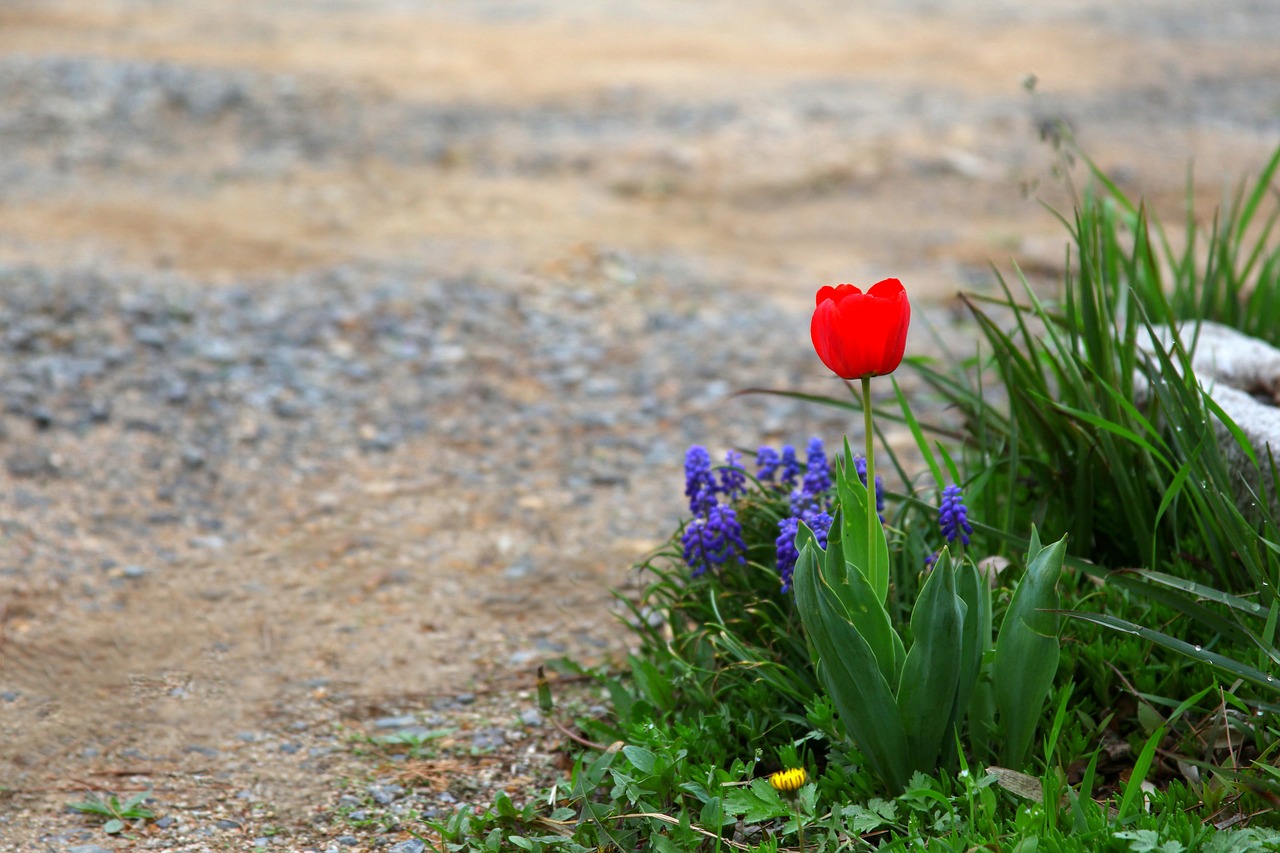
[68,790,156,835]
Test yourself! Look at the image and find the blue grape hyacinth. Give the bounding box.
[775,505,832,593]
[756,446,781,482]
[939,484,973,546]
[684,446,718,514]
[802,437,832,495]
[720,450,747,499]
[779,445,801,488]
[682,504,747,577]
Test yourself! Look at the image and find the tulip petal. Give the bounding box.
[811,278,910,379]
[816,283,861,308]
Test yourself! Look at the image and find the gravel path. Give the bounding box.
[1,0,1279,849]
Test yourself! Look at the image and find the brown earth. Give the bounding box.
[1,0,1278,849]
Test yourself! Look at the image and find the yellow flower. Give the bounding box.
[769,767,807,794]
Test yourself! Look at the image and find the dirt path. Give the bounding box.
[1,1,1278,848]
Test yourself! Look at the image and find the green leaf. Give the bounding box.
[893,376,945,488]
[993,530,1068,769]
[622,746,657,775]
[820,510,903,687]
[723,779,790,823]
[103,819,124,834]
[842,803,890,834]
[699,796,729,829]
[896,548,964,773]
[794,541,909,791]
[953,556,991,734]
[1118,725,1165,822]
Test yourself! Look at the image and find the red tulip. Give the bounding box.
[810,278,910,380]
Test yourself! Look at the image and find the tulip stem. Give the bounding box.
[862,374,878,600]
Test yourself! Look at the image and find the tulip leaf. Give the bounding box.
[794,538,909,792]
[821,510,903,686]
[837,437,890,604]
[993,528,1068,769]
[952,555,991,741]
[896,548,964,773]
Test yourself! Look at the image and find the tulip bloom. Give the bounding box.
[810,278,910,380]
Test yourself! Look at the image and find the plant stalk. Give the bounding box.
[862,374,878,598]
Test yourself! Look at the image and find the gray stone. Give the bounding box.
[1137,322,1280,513]
[6,447,56,478]
[368,784,403,805]
[388,841,426,853]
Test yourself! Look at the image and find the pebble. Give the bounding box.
[373,715,417,729]
[470,728,506,751]
[5,447,56,478]
[389,841,426,853]
[368,784,404,805]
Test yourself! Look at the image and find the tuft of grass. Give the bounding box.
[68,790,156,835]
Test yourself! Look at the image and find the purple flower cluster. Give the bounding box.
[756,447,780,482]
[720,450,747,500]
[939,484,973,546]
[681,504,748,577]
[684,446,718,515]
[802,437,832,495]
[681,446,748,575]
[780,446,801,488]
[775,505,832,593]
[758,436,836,592]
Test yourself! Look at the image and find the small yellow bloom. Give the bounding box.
[769,767,807,794]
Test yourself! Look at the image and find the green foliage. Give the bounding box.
[68,790,156,835]
[992,530,1068,768]
[404,143,1280,850]
[796,506,1068,790]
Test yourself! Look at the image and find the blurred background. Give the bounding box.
[2,0,1278,299]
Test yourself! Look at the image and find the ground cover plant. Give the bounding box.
[412,146,1280,850]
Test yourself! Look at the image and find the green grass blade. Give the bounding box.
[1117,725,1165,821]
[893,376,944,488]
[1060,610,1280,695]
